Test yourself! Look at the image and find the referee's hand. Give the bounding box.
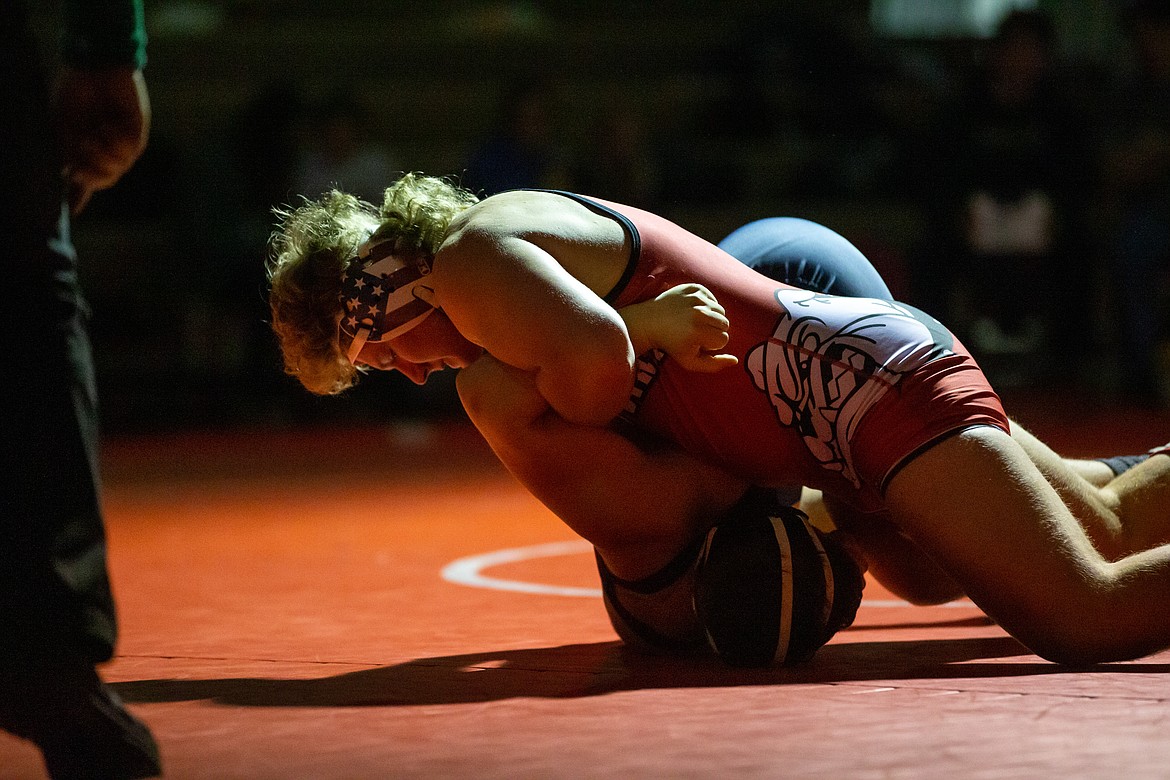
[56,67,151,214]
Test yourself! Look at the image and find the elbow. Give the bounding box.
[540,339,635,427]
[456,355,550,441]
[899,587,967,608]
[886,571,967,606]
[455,367,493,425]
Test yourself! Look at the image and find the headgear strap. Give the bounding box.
[339,238,436,364]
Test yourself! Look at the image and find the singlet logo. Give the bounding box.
[746,290,954,487]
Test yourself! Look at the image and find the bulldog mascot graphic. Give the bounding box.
[746,290,954,488]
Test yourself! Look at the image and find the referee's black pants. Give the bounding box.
[0,1,119,669]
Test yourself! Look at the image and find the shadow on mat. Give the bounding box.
[113,635,1170,708]
[848,615,995,631]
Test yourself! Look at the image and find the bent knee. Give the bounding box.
[1028,632,1156,667]
[1012,570,1166,666]
[1093,483,1170,559]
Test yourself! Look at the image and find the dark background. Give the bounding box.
[32,0,1170,432]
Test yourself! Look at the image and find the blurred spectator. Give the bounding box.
[294,89,401,204]
[1099,0,1170,405]
[575,106,663,208]
[164,80,315,421]
[463,81,572,196]
[910,9,1093,383]
[237,79,306,216]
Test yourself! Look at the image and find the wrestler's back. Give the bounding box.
[457,190,996,508]
[580,195,994,508]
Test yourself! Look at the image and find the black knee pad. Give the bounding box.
[694,489,865,667]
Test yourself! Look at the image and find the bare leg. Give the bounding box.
[1099,453,1170,553]
[1009,422,1170,557]
[815,492,964,605]
[1065,458,1117,487]
[885,425,1170,665]
[1009,422,1127,554]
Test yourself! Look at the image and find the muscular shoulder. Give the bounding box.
[444,191,625,250]
[437,190,630,297]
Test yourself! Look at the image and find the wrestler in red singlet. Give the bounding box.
[550,192,1012,512]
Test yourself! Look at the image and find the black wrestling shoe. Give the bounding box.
[0,662,161,779]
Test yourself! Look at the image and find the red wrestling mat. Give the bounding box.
[3,394,1169,779]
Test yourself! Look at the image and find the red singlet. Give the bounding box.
[561,192,1011,511]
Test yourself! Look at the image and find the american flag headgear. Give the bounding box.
[339,238,436,364]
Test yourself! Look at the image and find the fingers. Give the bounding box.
[57,68,151,214]
[699,318,731,349]
[661,283,728,325]
[688,291,733,371]
[681,319,736,372]
[66,126,146,180]
[64,132,146,215]
[657,282,724,308]
[67,179,95,215]
[676,350,739,373]
[698,352,740,371]
[651,282,738,372]
[696,306,729,331]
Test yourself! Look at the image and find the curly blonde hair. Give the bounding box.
[266,173,480,395]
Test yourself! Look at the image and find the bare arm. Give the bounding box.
[434,222,635,427]
[620,283,738,372]
[457,353,748,579]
